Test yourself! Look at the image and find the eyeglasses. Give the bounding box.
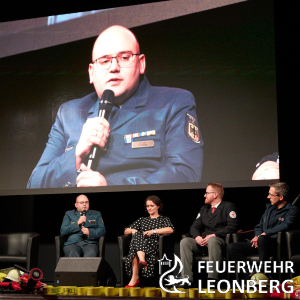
[204,192,215,195]
[92,53,140,70]
[76,201,89,205]
[268,193,280,197]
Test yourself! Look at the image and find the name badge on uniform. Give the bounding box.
[89,220,96,224]
[132,140,154,148]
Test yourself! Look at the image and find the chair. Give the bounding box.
[232,230,286,281]
[118,233,175,287]
[0,232,40,271]
[55,235,105,266]
[181,233,232,282]
[285,229,300,278]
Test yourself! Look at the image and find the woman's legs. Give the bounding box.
[137,251,145,262]
[127,255,140,286]
[127,250,148,286]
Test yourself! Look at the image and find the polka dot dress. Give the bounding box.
[125,216,174,278]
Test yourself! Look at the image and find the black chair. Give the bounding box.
[118,233,175,287]
[181,233,232,282]
[55,235,106,266]
[286,229,300,278]
[0,232,40,271]
[232,230,286,281]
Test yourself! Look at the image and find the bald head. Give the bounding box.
[75,194,89,212]
[88,25,146,106]
[76,194,88,203]
[92,25,140,62]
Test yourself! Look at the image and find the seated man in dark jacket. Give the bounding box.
[227,182,298,278]
[60,194,105,257]
[180,183,238,286]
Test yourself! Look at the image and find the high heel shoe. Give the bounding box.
[139,261,148,270]
[125,279,140,288]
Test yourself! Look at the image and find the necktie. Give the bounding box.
[212,207,215,214]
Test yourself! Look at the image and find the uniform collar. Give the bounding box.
[212,201,222,209]
[87,75,150,118]
[75,209,89,216]
[85,76,150,132]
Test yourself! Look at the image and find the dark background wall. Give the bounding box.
[0,0,299,284]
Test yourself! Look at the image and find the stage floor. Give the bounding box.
[0,296,265,300]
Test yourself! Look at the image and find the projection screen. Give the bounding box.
[0,0,278,195]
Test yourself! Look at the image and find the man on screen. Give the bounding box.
[27,25,203,189]
[180,183,238,286]
[60,194,105,257]
[227,182,298,278]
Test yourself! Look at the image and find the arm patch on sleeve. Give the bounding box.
[185,113,200,143]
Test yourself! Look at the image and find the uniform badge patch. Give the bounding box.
[185,113,200,143]
[89,220,96,224]
[196,213,200,219]
[229,211,236,218]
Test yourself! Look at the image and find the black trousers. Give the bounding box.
[227,235,277,278]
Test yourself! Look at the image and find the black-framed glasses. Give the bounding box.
[204,192,215,195]
[268,193,280,197]
[92,53,140,70]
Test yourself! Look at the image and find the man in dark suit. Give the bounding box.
[60,194,105,257]
[180,182,238,285]
[27,25,203,189]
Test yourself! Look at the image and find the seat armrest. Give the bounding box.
[55,235,66,266]
[26,233,40,271]
[158,233,175,260]
[118,234,132,258]
[118,234,132,287]
[98,235,105,259]
[232,230,255,243]
[181,233,191,239]
[286,229,300,259]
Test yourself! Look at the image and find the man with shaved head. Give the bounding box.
[60,194,105,257]
[27,25,203,188]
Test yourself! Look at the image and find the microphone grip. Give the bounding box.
[81,211,86,228]
[86,89,114,171]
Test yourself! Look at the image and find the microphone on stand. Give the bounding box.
[87,89,115,170]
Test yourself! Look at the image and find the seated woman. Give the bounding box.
[124,195,174,287]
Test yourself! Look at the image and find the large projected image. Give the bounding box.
[0,0,278,195]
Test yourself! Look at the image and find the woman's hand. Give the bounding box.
[143,230,154,237]
[131,229,138,235]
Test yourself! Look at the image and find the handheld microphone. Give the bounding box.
[87,89,115,170]
[81,210,86,228]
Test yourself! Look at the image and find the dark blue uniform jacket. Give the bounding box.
[60,209,105,246]
[27,76,203,188]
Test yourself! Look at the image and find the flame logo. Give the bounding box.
[159,254,191,293]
